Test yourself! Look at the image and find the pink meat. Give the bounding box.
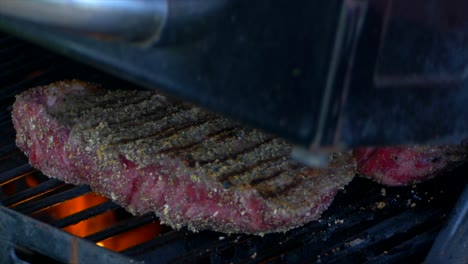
[12,80,99,185]
[354,145,468,186]
[12,80,356,234]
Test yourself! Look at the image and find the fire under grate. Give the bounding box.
[0,32,467,264]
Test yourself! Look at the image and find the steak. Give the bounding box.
[354,145,468,186]
[12,80,356,234]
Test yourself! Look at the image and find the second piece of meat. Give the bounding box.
[354,144,468,186]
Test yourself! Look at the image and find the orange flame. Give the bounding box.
[14,173,162,252]
[41,192,162,251]
[57,193,114,237]
[1,173,39,196]
[25,174,40,188]
[97,222,162,252]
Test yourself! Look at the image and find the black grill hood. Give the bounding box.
[0,0,466,154]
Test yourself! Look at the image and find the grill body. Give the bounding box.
[0,33,467,263]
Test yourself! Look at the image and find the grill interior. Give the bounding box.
[1,32,467,264]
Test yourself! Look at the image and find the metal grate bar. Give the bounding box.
[171,187,443,263]
[172,233,257,263]
[0,163,33,184]
[1,178,64,207]
[183,209,439,264]
[11,185,92,215]
[120,229,188,256]
[175,207,377,263]
[51,201,121,228]
[309,209,442,263]
[0,206,138,264]
[365,229,439,264]
[0,143,16,156]
[85,213,157,243]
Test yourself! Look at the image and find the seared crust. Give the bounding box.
[13,80,356,234]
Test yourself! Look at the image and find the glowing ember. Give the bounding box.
[46,193,116,237]
[7,173,163,252]
[24,174,40,187]
[39,190,162,251]
[1,172,37,195]
[97,222,162,252]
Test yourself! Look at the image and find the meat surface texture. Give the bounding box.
[12,80,356,234]
[354,145,468,186]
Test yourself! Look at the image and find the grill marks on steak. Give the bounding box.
[12,80,356,234]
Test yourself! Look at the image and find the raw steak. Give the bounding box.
[12,80,356,234]
[354,145,468,186]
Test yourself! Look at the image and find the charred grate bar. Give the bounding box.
[0,164,33,184]
[85,213,158,243]
[0,206,138,264]
[315,210,442,262]
[50,201,121,229]
[2,178,63,207]
[11,185,92,215]
[119,230,184,256]
[0,143,16,155]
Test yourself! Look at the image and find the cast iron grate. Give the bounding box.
[0,32,467,264]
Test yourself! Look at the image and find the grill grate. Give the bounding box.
[50,201,121,229]
[1,178,62,207]
[12,185,92,215]
[85,213,158,243]
[0,32,467,264]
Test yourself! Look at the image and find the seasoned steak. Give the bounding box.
[354,145,468,186]
[12,80,356,234]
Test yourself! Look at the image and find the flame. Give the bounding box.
[11,173,162,252]
[25,174,40,187]
[42,192,161,251]
[1,173,38,195]
[48,193,115,237]
[97,222,162,252]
